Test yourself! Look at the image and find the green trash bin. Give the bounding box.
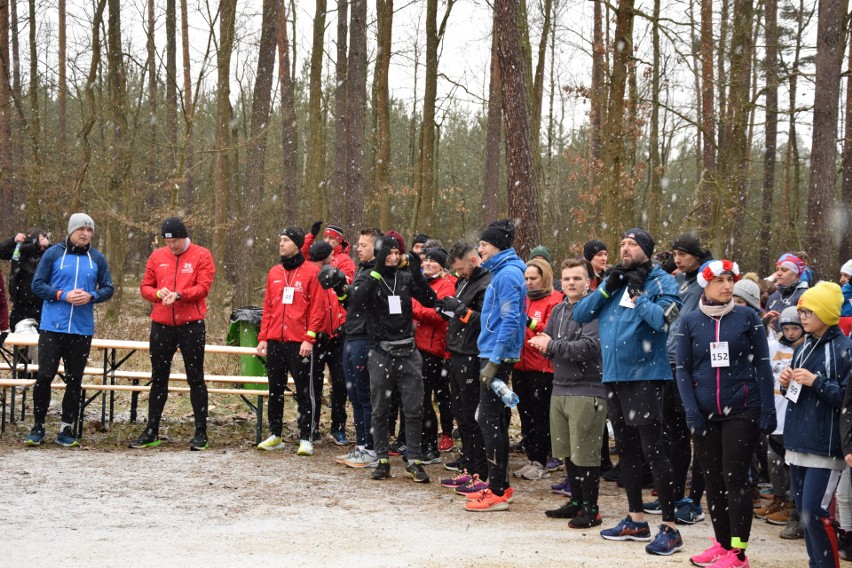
[227,307,266,390]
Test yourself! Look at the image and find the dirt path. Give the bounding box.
[0,439,808,567]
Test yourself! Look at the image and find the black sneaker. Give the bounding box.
[602,463,621,482]
[444,458,464,472]
[405,461,430,483]
[420,450,441,465]
[570,505,602,528]
[372,459,391,480]
[545,499,582,519]
[189,432,208,451]
[388,439,406,456]
[129,428,161,449]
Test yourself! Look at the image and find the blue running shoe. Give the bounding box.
[329,431,349,446]
[645,525,684,556]
[675,498,705,524]
[600,516,652,541]
[643,499,662,514]
[24,424,45,447]
[550,478,572,497]
[55,426,80,448]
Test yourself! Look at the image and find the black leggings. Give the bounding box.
[447,354,487,478]
[147,320,207,433]
[693,412,760,549]
[663,378,694,501]
[421,351,447,453]
[318,335,347,433]
[267,340,315,439]
[512,370,553,465]
[32,331,92,426]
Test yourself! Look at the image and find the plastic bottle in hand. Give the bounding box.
[491,379,519,408]
[12,242,21,261]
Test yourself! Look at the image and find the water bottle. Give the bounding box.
[11,242,21,261]
[491,378,520,408]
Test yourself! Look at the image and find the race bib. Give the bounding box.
[282,287,295,304]
[619,288,635,309]
[388,295,402,315]
[710,342,730,368]
[786,380,802,403]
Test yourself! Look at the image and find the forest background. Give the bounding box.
[0,0,849,327]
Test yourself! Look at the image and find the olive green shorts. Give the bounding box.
[549,395,607,467]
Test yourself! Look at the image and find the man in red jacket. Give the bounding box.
[257,226,326,456]
[301,222,357,284]
[130,217,216,451]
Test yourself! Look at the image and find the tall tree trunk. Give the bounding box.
[57,0,66,164]
[646,0,661,235]
[178,0,195,209]
[213,0,237,273]
[843,12,852,260]
[482,15,502,228]
[0,0,12,229]
[332,0,348,228]
[599,0,634,247]
[146,0,158,185]
[494,0,539,257]
[806,0,847,279]
[716,0,729,147]
[27,0,38,164]
[166,0,177,176]
[306,0,327,220]
[589,0,605,195]
[759,0,778,270]
[375,0,392,230]
[278,0,298,224]
[344,0,367,235]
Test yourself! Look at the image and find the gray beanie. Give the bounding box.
[779,306,803,329]
[68,213,95,234]
[732,279,761,312]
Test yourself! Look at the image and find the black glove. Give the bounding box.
[441,296,462,314]
[309,220,323,237]
[406,251,421,274]
[318,264,347,290]
[603,266,627,294]
[479,361,500,388]
[624,271,644,298]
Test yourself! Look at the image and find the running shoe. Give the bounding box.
[441,470,473,488]
[600,516,652,542]
[444,458,464,472]
[643,499,662,514]
[388,439,406,456]
[455,474,489,495]
[545,499,582,519]
[257,434,286,451]
[550,478,572,497]
[707,550,748,568]
[438,433,454,452]
[342,449,378,468]
[675,498,705,524]
[371,459,391,480]
[419,450,442,465]
[328,431,349,446]
[24,424,45,447]
[297,439,314,456]
[405,461,430,483]
[545,457,564,472]
[689,538,728,567]
[520,461,550,480]
[465,487,514,511]
[570,505,602,529]
[55,426,80,448]
[644,525,683,556]
[129,428,161,449]
[189,432,208,451]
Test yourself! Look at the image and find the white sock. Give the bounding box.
[60,421,72,432]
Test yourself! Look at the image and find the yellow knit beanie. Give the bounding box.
[798,281,843,326]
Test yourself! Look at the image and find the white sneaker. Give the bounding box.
[335,447,360,464]
[342,449,378,468]
[521,461,551,480]
[512,460,534,478]
[257,435,285,451]
[297,439,314,456]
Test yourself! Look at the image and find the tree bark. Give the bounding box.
[166,0,177,173]
[27,0,38,164]
[213,0,237,272]
[344,0,367,235]
[375,0,392,230]
[589,0,605,194]
[646,0,661,235]
[306,0,327,220]
[332,0,348,228]
[759,0,778,270]
[843,10,852,260]
[806,0,847,279]
[278,0,298,225]
[146,0,158,185]
[494,0,539,257]
[482,14,502,228]
[0,0,11,229]
[57,0,66,163]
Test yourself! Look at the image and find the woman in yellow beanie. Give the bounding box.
[780,281,850,567]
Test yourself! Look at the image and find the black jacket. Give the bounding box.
[348,264,436,346]
[543,298,604,397]
[446,266,491,356]
[343,259,376,340]
[0,236,44,309]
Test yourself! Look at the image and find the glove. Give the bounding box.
[603,266,627,294]
[405,251,421,273]
[759,411,777,435]
[624,270,644,299]
[440,296,462,314]
[309,220,323,237]
[318,264,347,290]
[479,361,500,388]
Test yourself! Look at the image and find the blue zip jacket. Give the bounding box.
[842,282,852,317]
[783,326,852,459]
[675,304,776,434]
[477,247,527,363]
[573,264,681,382]
[32,241,114,336]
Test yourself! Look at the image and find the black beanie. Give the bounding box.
[583,239,607,262]
[309,241,333,262]
[162,217,188,239]
[423,247,448,268]
[622,228,655,259]
[280,226,306,249]
[413,233,430,246]
[480,219,515,251]
[671,232,704,259]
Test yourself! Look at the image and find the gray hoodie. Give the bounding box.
[543,297,604,397]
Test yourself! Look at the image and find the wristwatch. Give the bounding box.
[175,292,181,301]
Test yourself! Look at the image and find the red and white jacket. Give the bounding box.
[319,288,347,338]
[140,242,215,327]
[302,233,357,284]
[259,260,325,344]
[412,273,457,359]
[515,290,563,373]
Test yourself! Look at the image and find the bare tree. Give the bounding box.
[278,0,298,224]
[375,0,392,230]
[344,0,367,234]
[481,14,502,227]
[493,0,540,256]
[843,14,852,260]
[332,0,348,228]
[0,0,12,228]
[306,0,328,220]
[759,0,778,270]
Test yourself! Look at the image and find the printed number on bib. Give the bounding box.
[710,342,730,368]
[282,287,295,304]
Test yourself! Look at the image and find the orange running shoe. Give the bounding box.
[465,487,514,512]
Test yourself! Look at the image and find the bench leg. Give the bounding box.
[256,396,264,445]
[1,387,6,434]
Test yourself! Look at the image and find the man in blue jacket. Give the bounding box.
[25,213,114,448]
[573,228,684,555]
[465,219,527,512]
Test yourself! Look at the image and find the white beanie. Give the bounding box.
[841,259,852,277]
[68,213,95,234]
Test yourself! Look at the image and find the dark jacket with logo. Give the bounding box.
[446,266,491,356]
